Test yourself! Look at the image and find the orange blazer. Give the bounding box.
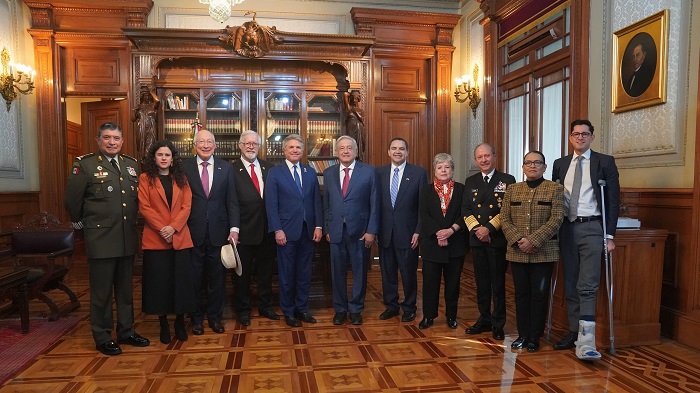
[138,173,194,250]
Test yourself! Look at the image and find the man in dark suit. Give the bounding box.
[552,119,620,360]
[462,143,516,341]
[64,122,150,356]
[624,42,655,97]
[377,138,427,323]
[231,130,279,326]
[266,134,323,327]
[184,129,240,335]
[323,135,380,326]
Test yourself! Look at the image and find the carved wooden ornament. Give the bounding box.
[219,13,282,58]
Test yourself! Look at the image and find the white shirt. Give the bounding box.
[481,168,495,183]
[241,157,264,197]
[563,149,601,218]
[196,155,214,195]
[340,160,356,186]
[390,162,406,193]
[285,159,302,189]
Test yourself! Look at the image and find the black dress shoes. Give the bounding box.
[118,333,150,347]
[418,318,434,329]
[238,314,251,326]
[553,331,578,350]
[492,328,505,340]
[209,322,225,334]
[527,339,541,352]
[446,318,458,329]
[349,313,363,325]
[511,336,528,349]
[401,312,416,322]
[96,340,122,356]
[295,312,317,324]
[379,309,400,320]
[174,319,188,341]
[465,321,492,335]
[192,324,205,335]
[333,312,347,325]
[285,316,301,327]
[260,309,280,321]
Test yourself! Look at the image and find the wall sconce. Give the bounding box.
[454,64,481,118]
[1,47,35,112]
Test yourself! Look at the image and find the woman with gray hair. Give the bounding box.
[417,153,468,329]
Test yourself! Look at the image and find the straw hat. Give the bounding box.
[221,242,242,276]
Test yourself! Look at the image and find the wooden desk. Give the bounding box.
[0,266,30,333]
[551,228,668,348]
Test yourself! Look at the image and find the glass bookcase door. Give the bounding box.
[205,91,243,161]
[264,92,301,165]
[306,93,341,175]
[163,90,200,157]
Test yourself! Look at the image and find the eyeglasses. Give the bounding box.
[570,132,592,138]
[522,160,544,167]
[240,142,260,148]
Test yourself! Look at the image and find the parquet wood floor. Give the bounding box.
[2,258,700,392]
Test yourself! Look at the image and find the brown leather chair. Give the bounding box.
[2,212,80,320]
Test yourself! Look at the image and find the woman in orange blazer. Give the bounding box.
[138,140,195,344]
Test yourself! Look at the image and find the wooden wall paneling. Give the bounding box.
[62,46,131,95]
[0,193,40,251]
[376,102,429,171]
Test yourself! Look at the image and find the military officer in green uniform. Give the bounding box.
[64,122,150,356]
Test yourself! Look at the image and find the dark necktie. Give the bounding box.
[568,156,583,222]
[293,164,303,194]
[110,158,120,174]
[341,167,351,197]
[201,162,210,198]
[484,175,489,184]
[250,163,261,195]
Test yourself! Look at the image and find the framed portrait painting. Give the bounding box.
[612,9,669,113]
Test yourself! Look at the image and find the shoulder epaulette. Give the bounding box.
[76,153,95,161]
[120,153,138,162]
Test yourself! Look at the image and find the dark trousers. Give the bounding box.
[511,261,554,340]
[472,246,508,328]
[559,220,604,331]
[379,240,419,313]
[191,231,225,325]
[330,225,369,314]
[233,235,276,316]
[277,223,315,317]
[421,257,465,319]
[88,256,135,345]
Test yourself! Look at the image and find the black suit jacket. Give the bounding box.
[552,150,620,236]
[625,61,654,97]
[184,156,240,247]
[377,163,428,249]
[232,158,272,245]
[418,182,468,263]
[462,170,516,248]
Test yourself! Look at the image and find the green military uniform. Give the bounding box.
[64,152,140,345]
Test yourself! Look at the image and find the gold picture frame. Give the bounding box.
[612,9,669,113]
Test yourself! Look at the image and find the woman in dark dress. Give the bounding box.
[138,140,196,344]
[418,153,468,330]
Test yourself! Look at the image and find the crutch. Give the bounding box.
[599,179,615,355]
[545,262,558,341]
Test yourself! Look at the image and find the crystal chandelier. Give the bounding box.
[199,0,246,23]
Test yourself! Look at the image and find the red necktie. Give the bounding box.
[250,163,261,196]
[342,167,351,197]
[201,162,210,198]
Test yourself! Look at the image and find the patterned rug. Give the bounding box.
[0,317,80,385]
